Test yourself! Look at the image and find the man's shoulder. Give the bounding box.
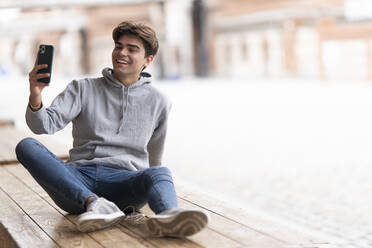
[77,76,105,84]
[145,84,171,107]
[69,76,106,89]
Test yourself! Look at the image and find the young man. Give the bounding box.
[16,21,209,237]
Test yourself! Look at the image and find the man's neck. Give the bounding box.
[113,72,140,87]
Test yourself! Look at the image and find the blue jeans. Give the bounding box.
[15,138,178,215]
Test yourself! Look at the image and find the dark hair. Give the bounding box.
[112,21,159,57]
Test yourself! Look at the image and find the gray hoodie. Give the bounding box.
[26,68,171,171]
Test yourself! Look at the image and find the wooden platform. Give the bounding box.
[0,127,69,165]
[0,127,330,248]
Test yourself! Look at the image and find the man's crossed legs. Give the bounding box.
[15,138,208,237]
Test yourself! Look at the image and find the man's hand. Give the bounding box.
[28,58,50,109]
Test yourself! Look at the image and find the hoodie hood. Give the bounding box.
[102,67,152,133]
[102,67,152,88]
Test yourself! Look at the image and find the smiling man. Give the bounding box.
[15,21,209,237]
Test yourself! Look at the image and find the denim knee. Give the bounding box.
[15,137,38,158]
[144,166,177,213]
[145,166,173,183]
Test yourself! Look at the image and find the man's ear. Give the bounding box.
[144,55,154,67]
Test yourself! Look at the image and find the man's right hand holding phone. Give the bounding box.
[28,58,50,111]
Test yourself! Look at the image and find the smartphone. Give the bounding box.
[37,44,54,84]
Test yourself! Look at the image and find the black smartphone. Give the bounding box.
[37,44,54,84]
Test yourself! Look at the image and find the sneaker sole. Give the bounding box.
[77,212,125,232]
[146,210,209,238]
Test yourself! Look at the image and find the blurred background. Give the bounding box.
[3,0,372,80]
[1,0,372,247]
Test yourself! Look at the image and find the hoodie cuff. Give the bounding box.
[26,103,45,118]
[28,102,43,112]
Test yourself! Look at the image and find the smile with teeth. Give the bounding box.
[116,59,130,65]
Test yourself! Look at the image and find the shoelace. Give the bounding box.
[122,206,147,225]
[123,212,146,224]
[87,198,100,212]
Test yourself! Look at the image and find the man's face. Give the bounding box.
[112,34,153,82]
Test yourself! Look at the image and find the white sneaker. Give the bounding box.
[145,208,209,237]
[77,197,125,232]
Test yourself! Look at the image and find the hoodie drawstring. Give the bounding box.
[117,87,129,133]
[103,68,151,134]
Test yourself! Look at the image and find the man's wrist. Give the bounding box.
[29,101,42,111]
[29,93,42,111]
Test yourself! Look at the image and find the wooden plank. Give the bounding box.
[0,166,103,248]
[0,138,13,162]
[0,119,15,128]
[0,187,58,248]
[0,224,18,248]
[138,201,286,248]
[129,201,274,248]
[116,196,247,248]
[175,185,330,247]
[86,227,156,248]
[178,198,286,248]
[5,164,159,248]
[0,128,29,164]
[0,127,69,165]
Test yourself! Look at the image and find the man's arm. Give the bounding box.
[26,80,82,134]
[147,108,171,166]
[26,57,82,134]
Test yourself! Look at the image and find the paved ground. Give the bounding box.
[2,75,372,247]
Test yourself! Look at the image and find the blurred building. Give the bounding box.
[207,0,372,81]
[2,0,372,81]
[0,0,196,79]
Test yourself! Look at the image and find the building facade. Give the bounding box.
[0,0,193,79]
[2,0,372,81]
[207,0,372,81]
